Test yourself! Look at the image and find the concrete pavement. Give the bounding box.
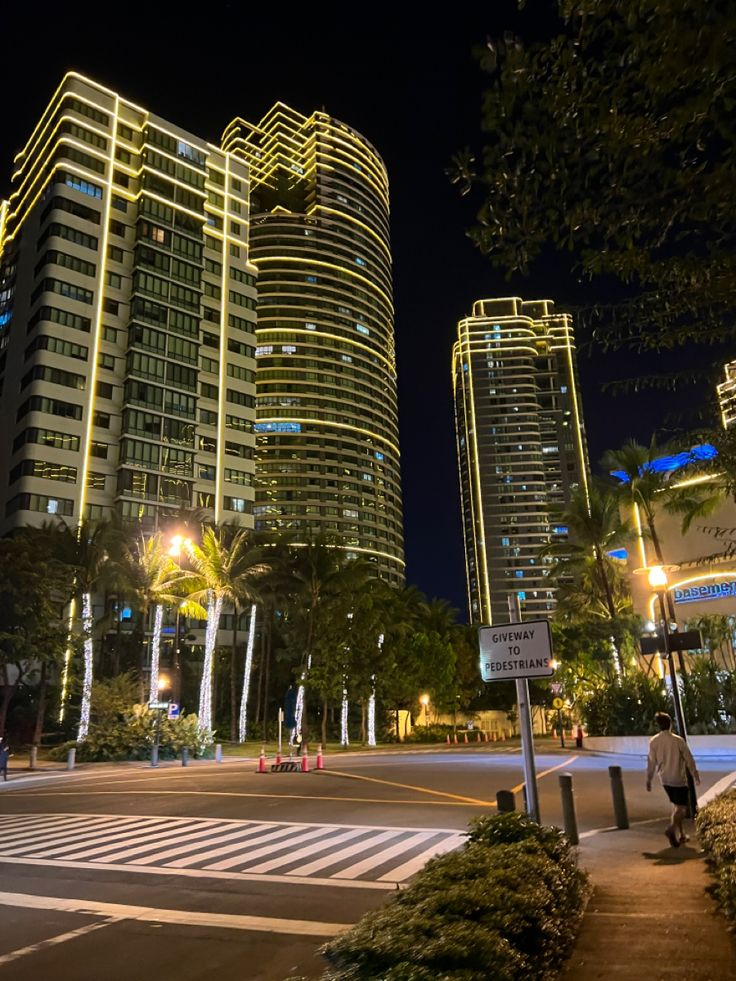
[563,815,736,980]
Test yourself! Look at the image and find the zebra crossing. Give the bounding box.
[0,813,465,889]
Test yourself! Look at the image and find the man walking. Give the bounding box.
[646,712,700,848]
[0,739,9,781]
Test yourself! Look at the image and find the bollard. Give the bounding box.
[496,789,516,813]
[29,745,38,771]
[215,743,222,764]
[559,772,579,845]
[181,747,189,767]
[151,744,159,768]
[66,747,76,771]
[608,765,629,829]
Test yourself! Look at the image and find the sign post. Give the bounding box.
[478,595,554,824]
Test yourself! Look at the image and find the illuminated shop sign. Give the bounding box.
[674,581,736,604]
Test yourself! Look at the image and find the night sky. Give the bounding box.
[1,5,714,615]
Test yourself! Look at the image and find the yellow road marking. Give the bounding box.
[320,768,496,807]
[0,789,495,808]
[511,755,578,794]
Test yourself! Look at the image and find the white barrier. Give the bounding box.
[586,735,736,758]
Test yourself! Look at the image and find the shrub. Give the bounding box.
[51,704,213,762]
[581,671,670,735]
[697,790,736,922]
[320,813,589,980]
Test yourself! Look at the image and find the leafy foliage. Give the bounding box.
[320,812,589,981]
[450,0,736,366]
[697,790,736,923]
[580,671,670,736]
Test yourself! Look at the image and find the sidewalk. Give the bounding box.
[562,821,736,980]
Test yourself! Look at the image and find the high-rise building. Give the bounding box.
[717,361,736,430]
[452,297,589,624]
[0,74,257,535]
[221,104,404,583]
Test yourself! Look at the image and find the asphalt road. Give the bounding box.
[0,745,733,980]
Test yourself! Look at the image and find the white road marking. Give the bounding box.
[0,854,395,891]
[202,826,335,872]
[288,830,401,877]
[332,831,434,879]
[378,833,467,882]
[246,827,371,874]
[0,917,119,966]
[0,812,465,885]
[0,891,347,937]
[170,824,303,870]
[697,770,736,808]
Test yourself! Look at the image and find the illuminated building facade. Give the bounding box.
[452,298,589,624]
[0,74,257,535]
[221,105,404,583]
[718,361,736,430]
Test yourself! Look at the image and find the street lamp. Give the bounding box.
[647,565,688,740]
[420,693,430,730]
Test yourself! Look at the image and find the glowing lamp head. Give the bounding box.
[645,620,656,633]
[157,674,170,692]
[419,694,429,707]
[168,533,192,558]
[648,565,669,590]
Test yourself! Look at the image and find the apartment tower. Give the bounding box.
[0,75,257,534]
[452,298,589,624]
[718,361,736,430]
[221,105,404,583]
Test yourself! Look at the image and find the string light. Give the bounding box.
[198,590,221,733]
[368,673,376,747]
[58,596,76,722]
[238,604,257,743]
[77,593,94,742]
[292,654,311,746]
[340,681,349,746]
[148,604,164,703]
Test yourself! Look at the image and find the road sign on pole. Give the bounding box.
[478,619,554,681]
[167,702,180,720]
[477,595,552,825]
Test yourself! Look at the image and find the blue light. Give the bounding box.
[0,311,10,326]
[607,548,628,560]
[518,591,526,600]
[515,570,524,578]
[553,526,568,535]
[612,444,717,482]
[254,422,301,433]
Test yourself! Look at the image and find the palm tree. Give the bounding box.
[121,533,198,703]
[41,519,122,740]
[185,526,268,735]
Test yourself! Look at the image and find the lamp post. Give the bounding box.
[647,565,688,741]
[420,693,430,730]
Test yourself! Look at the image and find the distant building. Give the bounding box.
[0,74,257,534]
[718,361,736,430]
[221,105,404,583]
[452,297,589,624]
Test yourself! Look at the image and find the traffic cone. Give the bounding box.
[316,744,325,770]
[453,733,458,745]
[502,731,507,741]
[446,734,451,745]
[301,743,310,773]
[493,732,497,742]
[275,749,282,765]
[476,731,481,743]
[483,731,488,742]
[257,745,267,774]
[463,732,468,744]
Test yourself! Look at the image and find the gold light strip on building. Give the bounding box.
[633,502,648,569]
[76,94,123,521]
[215,150,232,526]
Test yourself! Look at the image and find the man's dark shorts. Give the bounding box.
[664,785,689,806]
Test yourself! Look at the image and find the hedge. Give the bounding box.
[697,790,736,923]
[317,812,590,981]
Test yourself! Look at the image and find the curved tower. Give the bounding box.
[222,105,403,582]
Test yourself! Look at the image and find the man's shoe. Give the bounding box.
[665,828,680,848]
